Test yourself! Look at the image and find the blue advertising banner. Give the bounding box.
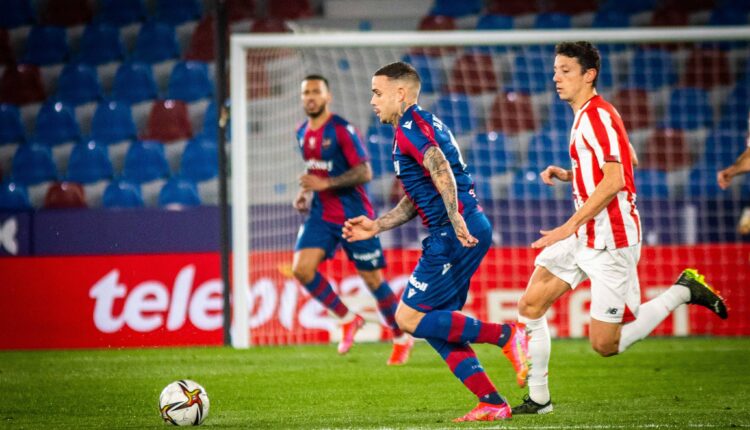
[0,211,32,256]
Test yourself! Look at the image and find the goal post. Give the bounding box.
[230,27,750,348]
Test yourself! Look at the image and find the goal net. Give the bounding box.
[230,27,750,348]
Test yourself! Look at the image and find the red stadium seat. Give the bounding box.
[545,0,598,14]
[612,88,653,131]
[642,128,693,171]
[227,0,256,22]
[487,0,538,15]
[40,0,93,26]
[661,0,714,12]
[250,18,291,33]
[185,16,229,62]
[682,49,733,89]
[487,92,537,134]
[267,0,313,20]
[142,100,193,141]
[447,53,499,95]
[650,7,689,26]
[0,29,14,65]
[43,182,87,209]
[0,64,46,105]
[412,15,457,56]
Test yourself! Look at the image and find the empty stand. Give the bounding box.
[432,94,477,135]
[97,0,148,27]
[487,92,537,135]
[158,176,201,208]
[21,26,69,65]
[142,99,193,141]
[111,62,158,104]
[55,63,102,106]
[447,52,499,95]
[132,21,180,64]
[43,181,87,209]
[67,140,114,184]
[40,0,93,27]
[612,88,654,130]
[167,61,213,102]
[12,142,57,185]
[90,100,137,144]
[102,179,144,208]
[663,87,713,130]
[155,0,202,26]
[0,104,25,143]
[0,180,31,210]
[682,48,733,89]
[0,64,46,105]
[268,0,314,20]
[77,23,125,65]
[642,128,693,171]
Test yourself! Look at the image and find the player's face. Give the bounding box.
[301,79,331,119]
[370,75,400,124]
[553,54,594,104]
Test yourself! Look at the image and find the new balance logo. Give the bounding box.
[442,263,452,275]
[403,120,412,129]
[605,307,619,315]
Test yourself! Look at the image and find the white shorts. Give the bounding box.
[534,236,642,323]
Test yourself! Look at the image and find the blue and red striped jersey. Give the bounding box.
[296,114,375,224]
[392,104,480,230]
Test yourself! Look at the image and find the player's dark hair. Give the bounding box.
[555,41,600,87]
[303,74,329,89]
[373,62,421,85]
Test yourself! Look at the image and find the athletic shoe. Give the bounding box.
[511,395,553,415]
[502,323,530,388]
[676,269,728,319]
[387,335,414,366]
[337,314,365,355]
[453,402,512,422]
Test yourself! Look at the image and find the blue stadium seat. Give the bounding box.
[469,132,514,176]
[401,54,445,93]
[709,5,750,26]
[719,85,750,131]
[181,136,218,182]
[35,101,81,145]
[202,100,231,140]
[67,140,114,184]
[429,0,482,17]
[158,176,201,208]
[11,142,58,185]
[534,13,572,29]
[111,62,158,104]
[433,94,477,135]
[77,23,125,65]
[597,54,615,89]
[544,94,574,133]
[132,21,180,64]
[663,88,713,130]
[366,124,394,177]
[0,0,35,28]
[475,14,513,30]
[21,26,69,65]
[102,179,144,208]
[687,163,725,197]
[526,131,570,170]
[155,0,202,25]
[626,49,677,91]
[167,61,213,102]
[0,180,31,210]
[122,140,170,183]
[511,53,553,93]
[55,62,102,106]
[97,0,147,27]
[90,100,137,144]
[600,0,657,13]
[635,169,669,199]
[701,130,746,169]
[0,104,25,144]
[509,169,556,199]
[592,10,631,27]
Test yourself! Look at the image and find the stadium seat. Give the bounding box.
[267,0,313,19]
[512,54,553,93]
[509,169,556,200]
[545,0,598,14]
[487,92,537,135]
[366,125,394,177]
[701,130,746,168]
[526,131,569,170]
[682,49,732,89]
[142,99,193,141]
[642,128,693,171]
[21,26,70,65]
[181,136,218,182]
[55,63,102,106]
[90,100,137,144]
[719,85,750,130]
[401,54,445,93]
[635,169,670,199]
[40,0,93,26]
[77,23,125,65]
[591,10,631,28]
[649,7,689,26]
[102,179,144,208]
[475,14,513,30]
[687,163,726,197]
[433,94,477,135]
[470,132,514,176]
[167,61,213,102]
[544,94,574,133]
[155,0,202,25]
[599,0,656,14]
[43,181,87,209]
[250,18,291,33]
[534,13,572,29]
[663,88,713,130]
[226,0,257,22]
[96,0,148,27]
[122,140,170,183]
[185,16,222,62]
[0,64,45,105]
[0,180,31,210]
[612,88,653,130]
[0,0,35,28]
[625,49,677,91]
[131,21,180,64]
[111,62,158,104]
[429,0,482,17]
[661,0,714,13]
[35,101,80,145]
[418,14,456,31]
[158,176,201,208]
[486,0,538,15]
[67,140,114,184]
[11,142,58,185]
[447,53,498,95]
[709,5,750,26]
[0,29,14,65]
[0,104,25,143]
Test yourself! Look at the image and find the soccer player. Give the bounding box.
[342,62,530,422]
[716,116,750,234]
[292,74,413,365]
[512,41,729,415]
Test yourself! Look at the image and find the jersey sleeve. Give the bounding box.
[580,107,622,168]
[398,112,439,165]
[336,123,369,167]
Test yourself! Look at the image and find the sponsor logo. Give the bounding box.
[305,159,333,171]
[0,217,18,255]
[605,307,619,315]
[407,288,417,299]
[408,275,428,292]
[352,249,382,267]
[442,263,452,275]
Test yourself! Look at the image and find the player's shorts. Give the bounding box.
[534,235,641,323]
[402,211,493,312]
[295,216,386,271]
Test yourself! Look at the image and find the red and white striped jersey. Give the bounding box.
[569,95,641,250]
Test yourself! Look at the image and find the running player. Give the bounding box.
[716,115,750,234]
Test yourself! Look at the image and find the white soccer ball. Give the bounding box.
[159,380,210,426]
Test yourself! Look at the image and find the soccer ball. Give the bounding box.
[159,380,210,426]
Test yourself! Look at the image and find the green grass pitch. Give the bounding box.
[1,338,749,429]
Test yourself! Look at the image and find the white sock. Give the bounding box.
[519,314,551,405]
[618,284,689,353]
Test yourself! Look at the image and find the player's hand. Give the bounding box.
[531,222,576,249]
[299,174,330,192]
[342,216,379,242]
[540,165,572,185]
[717,167,735,190]
[293,190,311,213]
[451,215,478,248]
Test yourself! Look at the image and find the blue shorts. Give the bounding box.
[295,216,386,271]
[402,211,492,312]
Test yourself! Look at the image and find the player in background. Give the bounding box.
[512,41,729,415]
[716,116,750,234]
[293,75,413,365]
[343,62,530,422]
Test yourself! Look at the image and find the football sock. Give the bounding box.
[302,272,349,318]
[618,284,689,353]
[372,282,403,337]
[427,338,506,405]
[413,310,512,347]
[518,314,551,405]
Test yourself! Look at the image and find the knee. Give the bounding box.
[518,296,546,320]
[591,339,619,357]
[395,307,418,334]
[292,263,315,285]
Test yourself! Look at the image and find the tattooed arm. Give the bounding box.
[342,195,416,242]
[299,162,373,192]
